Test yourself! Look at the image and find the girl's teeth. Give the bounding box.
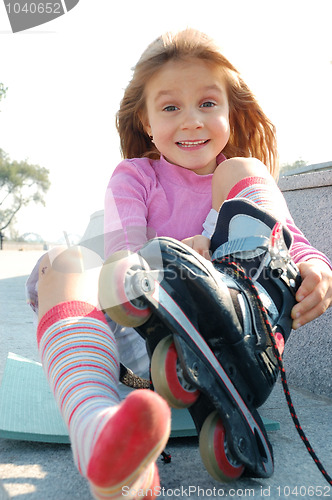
[178,140,206,147]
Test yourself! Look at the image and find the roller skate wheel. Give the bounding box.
[199,411,244,482]
[98,250,152,327]
[151,335,200,409]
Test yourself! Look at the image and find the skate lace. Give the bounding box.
[119,363,151,389]
[216,259,332,486]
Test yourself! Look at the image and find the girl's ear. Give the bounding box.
[143,120,152,138]
[144,124,152,137]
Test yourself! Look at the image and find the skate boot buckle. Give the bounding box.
[269,223,291,270]
[267,223,300,294]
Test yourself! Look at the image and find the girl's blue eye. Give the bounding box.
[200,101,215,108]
[163,105,178,112]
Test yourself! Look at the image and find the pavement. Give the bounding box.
[0,250,331,499]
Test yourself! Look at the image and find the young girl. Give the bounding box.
[35,29,332,499]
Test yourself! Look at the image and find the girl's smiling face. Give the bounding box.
[143,58,230,175]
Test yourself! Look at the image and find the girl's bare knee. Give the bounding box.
[212,157,270,210]
[37,246,103,320]
[39,246,103,277]
[215,157,269,182]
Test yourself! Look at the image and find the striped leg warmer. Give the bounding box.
[37,301,171,499]
[226,176,291,220]
[202,176,291,239]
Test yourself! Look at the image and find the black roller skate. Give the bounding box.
[98,198,301,482]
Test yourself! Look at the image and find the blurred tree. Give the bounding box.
[0,83,7,104]
[0,84,50,248]
[280,159,308,176]
[0,149,50,234]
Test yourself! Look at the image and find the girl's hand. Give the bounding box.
[181,235,211,260]
[291,259,332,329]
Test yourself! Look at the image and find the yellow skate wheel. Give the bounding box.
[98,250,152,327]
[199,411,245,482]
[151,335,200,409]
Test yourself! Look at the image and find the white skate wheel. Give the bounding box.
[151,335,200,409]
[98,250,152,327]
[199,411,245,482]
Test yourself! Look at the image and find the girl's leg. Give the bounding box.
[212,157,290,219]
[37,246,171,499]
[200,157,291,244]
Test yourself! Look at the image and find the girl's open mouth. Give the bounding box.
[176,140,209,148]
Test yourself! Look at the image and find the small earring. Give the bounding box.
[149,135,154,143]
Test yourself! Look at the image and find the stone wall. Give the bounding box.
[279,170,332,397]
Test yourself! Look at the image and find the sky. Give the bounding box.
[0,0,331,243]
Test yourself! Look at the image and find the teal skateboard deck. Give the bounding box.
[0,352,279,443]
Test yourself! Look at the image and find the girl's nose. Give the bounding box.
[180,108,203,129]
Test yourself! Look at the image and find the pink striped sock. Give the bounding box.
[226,176,291,221]
[37,301,171,499]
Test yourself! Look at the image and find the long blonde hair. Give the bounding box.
[116,29,279,177]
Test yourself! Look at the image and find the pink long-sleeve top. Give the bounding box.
[104,155,331,268]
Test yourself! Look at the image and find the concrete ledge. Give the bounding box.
[281,160,332,177]
[279,169,332,191]
[279,170,332,397]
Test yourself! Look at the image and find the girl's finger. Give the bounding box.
[296,266,321,302]
[293,280,327,316]
[293,298,330,329]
